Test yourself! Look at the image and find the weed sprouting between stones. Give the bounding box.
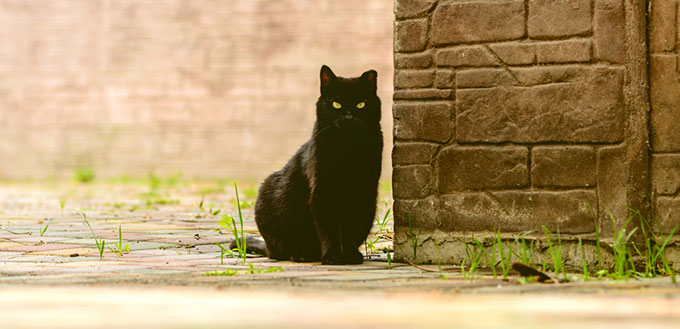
[74,167,95,183]
[365,208,393,255]
[59,200,66,217]
[217,183,247,265]
[407,213,421,260]
[198,193,221,217]
[39,218,54,237]
[453,204,678,283]
[109,225,130,258]
[204,266,284,276]
[205,269,238,276]
[79,209,105,260]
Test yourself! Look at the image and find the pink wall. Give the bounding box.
[0,0,394,180]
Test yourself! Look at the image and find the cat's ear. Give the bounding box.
[360,69,377,91]
[320,65,338,92]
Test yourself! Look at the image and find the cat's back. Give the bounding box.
[256,140,313,210]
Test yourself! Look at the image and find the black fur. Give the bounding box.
[254,65,382,265]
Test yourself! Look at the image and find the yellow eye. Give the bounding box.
[332,101,342,109]
[356,102,366,109]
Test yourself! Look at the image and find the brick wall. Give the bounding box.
[392,0,677,265]
[0,0,393,180]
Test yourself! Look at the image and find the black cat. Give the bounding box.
[253,65,383,265]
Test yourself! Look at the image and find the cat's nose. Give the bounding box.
[344,114,353,119]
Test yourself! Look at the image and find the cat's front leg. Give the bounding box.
[310,192,346,265]
[315,216,363,265]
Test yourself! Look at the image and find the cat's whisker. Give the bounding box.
[310,122,336,140]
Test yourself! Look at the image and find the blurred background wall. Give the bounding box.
[0,0,394,180]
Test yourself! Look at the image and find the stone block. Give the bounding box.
[652,154,680,195]
[532,146,596,188]
[395,0,437,19]
[395,50,433,69]
[649,0,677,53]
[511,65,592,86]
[528,0,592,37]
[394,69,435,89]
[488,40,592,65]
[393,89,452,100]
[395,19,428,52]
[438,190,597,233]
[393,102,453,143]
[431,0,525,45]
[597,145,628,235]
[393,165,433,199]
[435,69,454,89]
[650,55,680,152]
[436,46,499,67]
[392,142,439,165]
[655,196,680,234]
[534,40,592,63]
[393,197,441,229]
[456,66,624,143]
[456,68,518,88]
[438,146,528,192]
[488,42,536,65]
[594,0,625,63]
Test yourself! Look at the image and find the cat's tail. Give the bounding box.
[228,236,268,256]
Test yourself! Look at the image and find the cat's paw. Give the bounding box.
[290,253,320,262]
[321,250,345,265]
[342,250,364,265]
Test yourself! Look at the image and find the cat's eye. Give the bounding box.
[332,101,342,109]
[356,102,366,109]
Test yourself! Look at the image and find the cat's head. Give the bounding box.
[316,65,381,130]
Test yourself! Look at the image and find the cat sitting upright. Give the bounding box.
[254,65,383,265]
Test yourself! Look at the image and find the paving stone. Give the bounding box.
[11,237,70,243]
[0,251,23,259]
[27,247,100,257]
[0,242,25,250]
[6,243,82,253]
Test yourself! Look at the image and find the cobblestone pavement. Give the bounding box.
[1,181,679,328]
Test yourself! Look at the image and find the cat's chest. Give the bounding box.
[317,137,379,162]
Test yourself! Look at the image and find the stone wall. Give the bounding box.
[651,0,680,235]
[0,0,393,180]
[392,0,678,265]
